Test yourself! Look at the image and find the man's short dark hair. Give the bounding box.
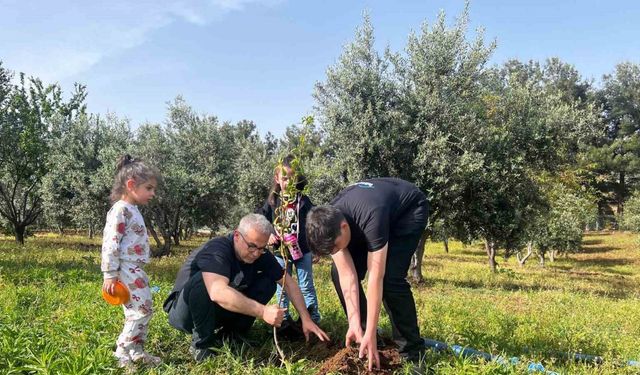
[305,205,345,256]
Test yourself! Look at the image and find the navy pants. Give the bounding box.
[165,271,276,349]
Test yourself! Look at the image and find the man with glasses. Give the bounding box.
[163,213,328,361]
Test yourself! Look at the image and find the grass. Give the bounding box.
[1,231,639,374]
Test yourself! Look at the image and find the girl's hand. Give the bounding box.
[102,278,118,295]
[312,254,320,264]
[268,233,280,246]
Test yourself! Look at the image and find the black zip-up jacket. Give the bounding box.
[257,194,314,258]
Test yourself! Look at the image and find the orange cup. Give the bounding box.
[102,280,130,305]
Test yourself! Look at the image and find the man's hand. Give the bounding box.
[102,277,118,295]
[300,319,330,342]
[345,323,363,348]
[261,304,286,327]
[359,331,380,371]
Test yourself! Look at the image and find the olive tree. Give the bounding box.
[0,64,86,243]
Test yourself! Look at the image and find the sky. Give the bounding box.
[1,0,639,136]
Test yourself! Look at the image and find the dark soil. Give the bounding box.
[310,340,404,375]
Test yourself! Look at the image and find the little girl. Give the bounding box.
[258,155,321,337]
[101,155,161,367]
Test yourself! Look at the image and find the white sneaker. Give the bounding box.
[114,348,132,368]
[131,352,161,366]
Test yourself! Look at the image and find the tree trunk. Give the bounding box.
[549,250,557,263]
[171,210,181,246]
[147,224,162,249]
[517,241,533,267]
[443,237,449,253]
[158,234,173,256]
[485,239,497,272]
[618,171,625,216]
[88,222,94,239]
[538,252,545,267]
[14,223,25,245]
[410,230,428,282]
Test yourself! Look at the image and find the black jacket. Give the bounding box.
[257,194,314,257]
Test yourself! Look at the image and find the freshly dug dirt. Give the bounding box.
[315,345,404,375]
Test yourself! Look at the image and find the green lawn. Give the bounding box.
[1,231,639,374]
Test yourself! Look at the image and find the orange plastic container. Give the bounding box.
[102,280,130,305]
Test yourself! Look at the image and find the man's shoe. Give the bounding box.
[189,346,216,362]
[220,329,259,348]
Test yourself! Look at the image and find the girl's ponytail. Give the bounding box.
[115,154,134,171]
[110,155,159,203]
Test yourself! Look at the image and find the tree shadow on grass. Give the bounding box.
[578,246,619,254]
[0,258,100,284]
[572,257,633,268]
[430,254,487,265]
[581,238,604,246]
[458,249,487,257]
[427,275,636,300]
[0,238,102,253]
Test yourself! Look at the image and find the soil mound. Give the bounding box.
[315,346,403,375]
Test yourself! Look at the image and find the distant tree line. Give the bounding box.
[1,6,639,270]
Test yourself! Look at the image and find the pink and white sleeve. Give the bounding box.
[101,207,126,280]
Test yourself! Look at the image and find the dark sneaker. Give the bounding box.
[220,330,257,348]
[402,349,426,364]
[189,346,216,362]
[276,318,305,341]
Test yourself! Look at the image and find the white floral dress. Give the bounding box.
[101,200,154,362]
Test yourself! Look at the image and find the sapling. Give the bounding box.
[271,116,313,363]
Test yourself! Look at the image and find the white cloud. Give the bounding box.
[2,0,283,82]
[211,0,284,11]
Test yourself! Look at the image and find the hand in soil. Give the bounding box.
[359,333,380,370]
[301,318,330,342]
[345,324,363,348]
[316,346,403,375]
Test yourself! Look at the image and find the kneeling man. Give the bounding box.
[164,213,328,361]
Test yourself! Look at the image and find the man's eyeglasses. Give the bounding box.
[236,230,268,254]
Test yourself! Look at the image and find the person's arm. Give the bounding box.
[331,248,363,346]
[101,207,125,294]
[360,243,388,370]
[202,272,285,326]
[281,275,329,342]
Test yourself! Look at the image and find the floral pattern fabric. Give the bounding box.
[101,200,150,280]
[101,200,154,361]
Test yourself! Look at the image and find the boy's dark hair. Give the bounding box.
[110,154,160,203]
[268,154,308,208]
[305,205,345,256]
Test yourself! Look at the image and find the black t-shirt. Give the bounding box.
[331,177,427,255]
[169,234,284,295]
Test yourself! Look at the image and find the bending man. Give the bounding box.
[306,178,428,370]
